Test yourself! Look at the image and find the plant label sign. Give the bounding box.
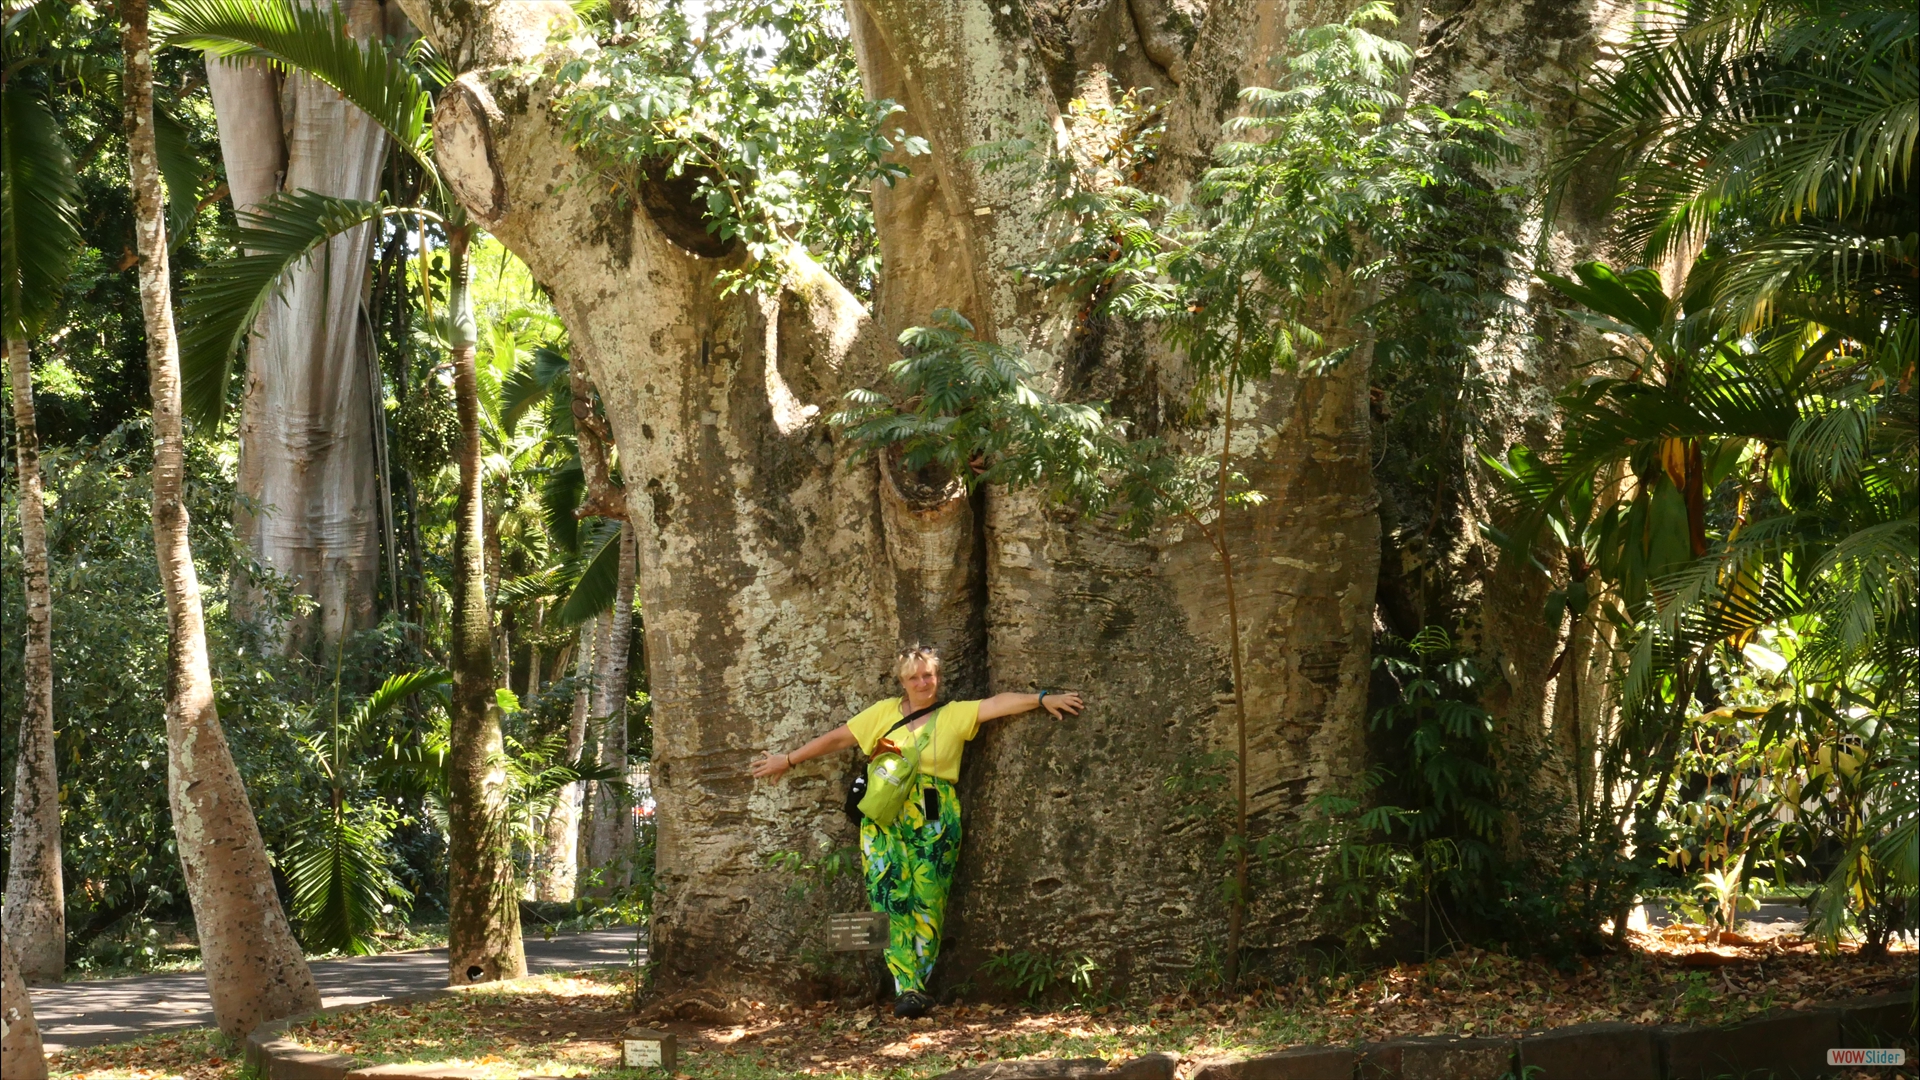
[622,1027,676,1069]
[829,911,889,952]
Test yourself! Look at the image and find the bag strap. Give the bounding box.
[874,703,938,753]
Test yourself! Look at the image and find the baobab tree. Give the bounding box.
[375,0,1618,996]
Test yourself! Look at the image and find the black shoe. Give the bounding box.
[893,991,931,1018]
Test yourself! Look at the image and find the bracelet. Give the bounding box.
[1037,690,1051,707]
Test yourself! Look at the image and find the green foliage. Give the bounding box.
[0,428,444,954]
[0,82,83,337]
[174,191,395,424]
[1557,0,1916,327]
[1014,3,1526,387]
[835,309,1186,529]
[283,665,450,955]
[156,0,438,179]
[284,805,410,956]
[548,0,925,293]
[1369,628,1502,868]
[979,948,1102,1005]
[1488,0,1918,956]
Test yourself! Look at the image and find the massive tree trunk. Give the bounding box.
[585,523,638,889]
[535,622,596,901]
[1385,1,1635,829]
[124,0,322,1036]
[205,0,397,650]
[0,936,46,1080]
[401,0,1618,997]
[4,338,63,982]
[443,223,527,984]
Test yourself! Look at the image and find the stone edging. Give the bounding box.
[245,990,477,1080]
[937,983,1916,1080]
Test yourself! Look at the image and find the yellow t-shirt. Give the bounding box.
[846,697,982,783]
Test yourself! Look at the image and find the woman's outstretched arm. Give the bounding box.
[751,723,858,780]
[977,690,1084,723]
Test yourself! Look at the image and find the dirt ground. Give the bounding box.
[48,930,1917,1079]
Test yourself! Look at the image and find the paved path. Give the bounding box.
[31,926,646,1052]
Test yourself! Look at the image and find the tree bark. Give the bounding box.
[1,923,47,1078]
[4,338,64,983]
[206,0,396,650]
[399,0,1617,997]
[1391,0,1637,830]
[124,0,322,1036]
[535,622,595,901]
[585,523,638,889]
[443,222,527,984]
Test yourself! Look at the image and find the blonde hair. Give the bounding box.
[893,644,942,684]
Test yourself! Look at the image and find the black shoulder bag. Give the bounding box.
[843,703,939,827]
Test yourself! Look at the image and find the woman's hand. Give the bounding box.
[978,690,1086,722]
[750,751,792,780]
[750,724,858,782]
[1040,691,1084,720]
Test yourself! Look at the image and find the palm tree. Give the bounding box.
[1,4,84,982]
[1494,258,1915,949]
[287,667,450,954]
[157,0,530,981]
[120,0,322,1037]
[1556,0,1916,328]
[1532,0,1916,950]
[491,337,642,897]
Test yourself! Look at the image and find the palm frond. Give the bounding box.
[284,805,410,955]
[342,667,450,744]
[153,104,207,249]
[0,86,82,337]
[155,0,437,182]
[501,345,572,434]
[176,189,393,425]
[556,519,623,626]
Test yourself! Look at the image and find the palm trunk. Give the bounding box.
[585,524,638,889]
[0,938,46,1079]
[526,601,543,698]
[3,338,64,982]
[1216,373,1250,987]
[535,623,595,901]
[443,222,527,983]
[123,0,320,1036]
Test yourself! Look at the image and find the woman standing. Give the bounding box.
[751,646,1083,1016]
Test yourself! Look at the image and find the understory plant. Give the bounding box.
[838,2,1526,982]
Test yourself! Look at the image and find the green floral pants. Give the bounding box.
[860,775,961,994]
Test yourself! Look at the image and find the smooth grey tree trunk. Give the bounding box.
[124,0,322,1036]
[206,0,394,650]
[585,523,638,889]
[4,338,63,982]
[535,622,596,901]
